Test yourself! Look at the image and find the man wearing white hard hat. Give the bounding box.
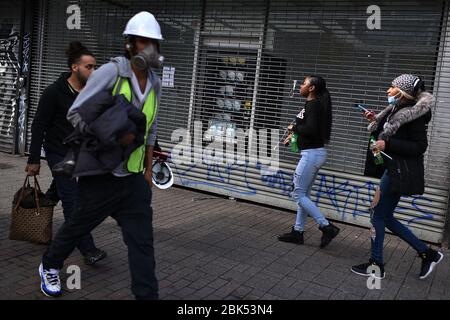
[38,12,163,300]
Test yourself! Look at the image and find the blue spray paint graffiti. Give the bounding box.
[171,161,435,224]
[408,196,434,224]
[314,174,378,219]
[314,173,434,224]
[173,161,258,196]
[259,164,293,196]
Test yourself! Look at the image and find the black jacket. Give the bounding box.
[293,99,325,150]
[65,90,146,177]
[28,72,76,164]
[364,104,432,196]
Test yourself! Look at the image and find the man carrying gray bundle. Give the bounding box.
[38,11,164,300]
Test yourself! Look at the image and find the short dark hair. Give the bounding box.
[65,41,94,69]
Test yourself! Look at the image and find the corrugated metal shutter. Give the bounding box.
[166,0,450,244]
[27,0,136,152]
[143,0,203,140]
[0,1,22,153]
[28,0,450,243]
[27,0,199,155]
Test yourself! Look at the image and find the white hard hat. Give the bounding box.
[123,11,164,40]
[152,161,173,189]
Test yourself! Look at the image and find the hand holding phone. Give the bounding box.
[356,104,369,113]
[356,104,375,122]
[364,111,376,122]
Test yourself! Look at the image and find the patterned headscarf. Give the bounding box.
[391,74,421,98]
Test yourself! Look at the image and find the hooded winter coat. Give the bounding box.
[364,91,434,196]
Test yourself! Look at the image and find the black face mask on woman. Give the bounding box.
[131,43,164,71]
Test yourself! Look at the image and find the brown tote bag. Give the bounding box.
[9,176,54,245]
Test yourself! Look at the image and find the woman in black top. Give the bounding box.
[278,75,340,248]
[351,74,443,280]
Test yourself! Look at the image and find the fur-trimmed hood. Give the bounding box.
[368,91,434,140]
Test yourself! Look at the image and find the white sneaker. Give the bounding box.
[39,263,61,297]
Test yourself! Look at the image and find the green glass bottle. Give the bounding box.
[290,133,299,153]
[370,136,384,165]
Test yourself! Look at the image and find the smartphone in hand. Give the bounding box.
[356,104,369,112]
[356,104,375,121]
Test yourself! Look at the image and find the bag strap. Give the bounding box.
[13,176,30,211]
[33,175,43,193]
[12,175,42,215]
[33,176,42,215]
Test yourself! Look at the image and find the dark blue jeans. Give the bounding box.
[45,152,97,255]
[45,179,59,203]
[371,170,428,264]
[42,173,158,300]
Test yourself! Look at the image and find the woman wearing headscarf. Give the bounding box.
[351,74,443,280]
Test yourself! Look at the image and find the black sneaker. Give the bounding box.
[83,249,107,266]
[318,222,340,248]
[277,227,304,244]
[419,248,443,280]
[351,259,385,279]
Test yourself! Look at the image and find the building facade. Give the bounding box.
[1,0,449,243]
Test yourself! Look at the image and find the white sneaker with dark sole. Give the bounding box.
[39,263,62,297]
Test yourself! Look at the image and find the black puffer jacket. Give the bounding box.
[364,94,433,196]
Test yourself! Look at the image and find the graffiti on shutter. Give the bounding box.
[0,25,20,140]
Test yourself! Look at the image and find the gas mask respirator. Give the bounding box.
[131,43,164,71]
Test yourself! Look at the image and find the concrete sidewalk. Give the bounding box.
[0,152,449,300]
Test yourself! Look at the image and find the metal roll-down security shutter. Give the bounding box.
[0,1,22,153]
[27,0,200,159]
[28,0,450,243]
[166,0,450,244]
[27,0,136,153]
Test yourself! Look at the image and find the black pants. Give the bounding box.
[42,173,158,300]
[46,151,97,255]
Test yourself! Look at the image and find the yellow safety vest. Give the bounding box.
[112,76,158,173]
